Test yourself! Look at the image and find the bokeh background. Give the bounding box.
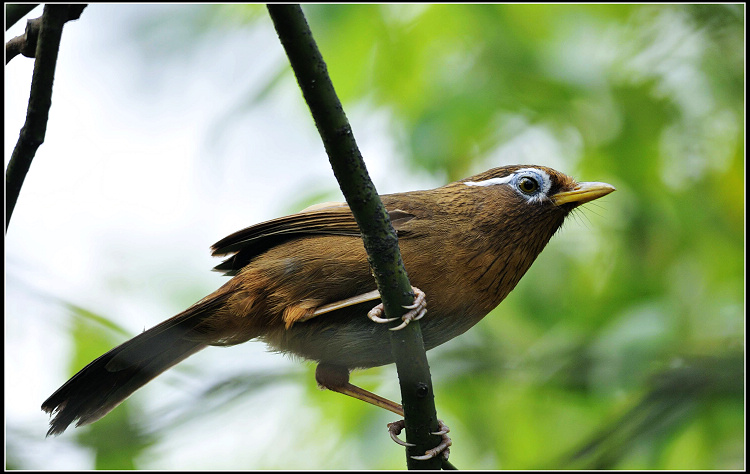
[5,4,744,470]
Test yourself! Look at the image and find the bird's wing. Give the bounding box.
[211,201,416,275]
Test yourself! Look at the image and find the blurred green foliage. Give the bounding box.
[274,5,744,468]
[34,3,744,470]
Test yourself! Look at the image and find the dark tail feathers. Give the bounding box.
[42,293,230,436]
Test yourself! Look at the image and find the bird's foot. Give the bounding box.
[387,419,451,461]
[367,287,427,331]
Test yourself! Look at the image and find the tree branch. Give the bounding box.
[5,3,39,30]
[5,5,85,64]
[267,4,449,470]
[6,16,41,64]
[5,4,86,229]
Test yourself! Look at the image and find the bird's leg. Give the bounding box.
[315,364,404,416]
[315,364,451,461]
[307,289,382,320]
[305,287,426,332]
[367,286,427,331]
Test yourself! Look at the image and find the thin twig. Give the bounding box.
[267,4,448,470]
[5,5,86,229]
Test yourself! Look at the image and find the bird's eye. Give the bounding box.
[517,176,540,195]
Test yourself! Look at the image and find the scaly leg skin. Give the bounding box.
[367,286,427,331]
[315,364,451,461]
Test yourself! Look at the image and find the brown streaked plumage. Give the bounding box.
[42,164,614,436]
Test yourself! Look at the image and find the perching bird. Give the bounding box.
[42,164,614,445]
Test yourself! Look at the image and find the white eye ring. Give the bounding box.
[512,169,551,201]
[464,168,551,203]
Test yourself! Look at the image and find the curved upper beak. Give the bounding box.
[552,181,616,206]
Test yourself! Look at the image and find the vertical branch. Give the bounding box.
[267,4,445,469]
[5,4,86,229]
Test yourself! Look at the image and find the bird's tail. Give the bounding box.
[42,292,232,436]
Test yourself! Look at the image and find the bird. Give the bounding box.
[42,164,614,444]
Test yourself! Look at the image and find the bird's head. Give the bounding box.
[446,164,615,304]
[460,164,615,212]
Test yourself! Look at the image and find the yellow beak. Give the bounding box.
[552,181,616,206]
